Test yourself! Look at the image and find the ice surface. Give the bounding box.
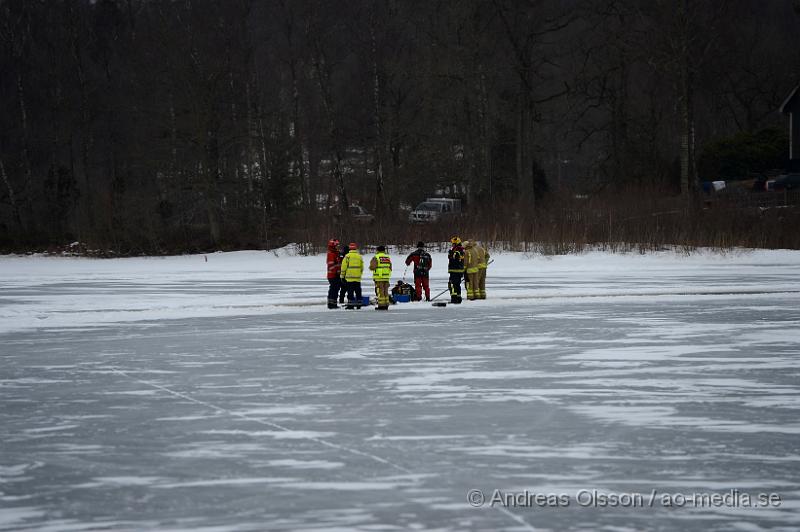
[1,248,799,531]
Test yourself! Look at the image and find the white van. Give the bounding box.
[408,198,462,223]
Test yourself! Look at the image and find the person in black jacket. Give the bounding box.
[447,236,465,304]
[404,241,432,301]
[390,280,416,303]
[337,242,349,304]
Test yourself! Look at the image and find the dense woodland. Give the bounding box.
[1,0,799,253]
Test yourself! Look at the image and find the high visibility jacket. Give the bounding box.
[340,250,363,282]
[477,244,489,269]
[326,248,341,279]
[370,252,392,281]
[463,242,480,274]
[448,245,465,273]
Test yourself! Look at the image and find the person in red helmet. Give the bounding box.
[326,239,342,309]
[405,241,432,301]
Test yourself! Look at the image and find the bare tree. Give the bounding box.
[492,0,572,207]
[0,0,34,230]
[307,2,349,210]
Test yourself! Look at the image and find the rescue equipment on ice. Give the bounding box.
[430,287,449,307]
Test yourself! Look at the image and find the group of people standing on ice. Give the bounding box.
[325,237,490,310]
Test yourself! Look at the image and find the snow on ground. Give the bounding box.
[1,247,799,333]
[1,247,800,531]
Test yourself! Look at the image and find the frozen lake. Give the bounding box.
[2,249,800,531]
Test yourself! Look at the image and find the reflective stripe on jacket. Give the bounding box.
[463,242,480,274]
[477,244,489,269]
[326,249,341,279]
[340,250,363,282]
[448,245,465,273]
[370,252,392,281]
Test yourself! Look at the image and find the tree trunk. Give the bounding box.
[311,46,349,209]
[16,72,34,229]
[0,158,22,230]
[67,0,95,230]
[169,91,178,180]
[204,113,222,245]
[516,88,535,209]
[370,4,385,217]
[678,0,696,198]
[477,68,492,202]
[290,64,309,209]
[679,77,695,197]
[611,55,628,183]
[245,80,255,196]
[206,199,221,245]
[278,0,309,210]
[257,113,271,241]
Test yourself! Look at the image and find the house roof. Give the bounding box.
[780,84,800,114]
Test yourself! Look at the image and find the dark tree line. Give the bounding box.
[1,0,798,252]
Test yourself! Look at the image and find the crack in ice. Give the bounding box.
[103,365,538,531]
[104,366,412,474]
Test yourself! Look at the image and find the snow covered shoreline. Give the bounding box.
[2,247,800,334]
[3,247,800,531]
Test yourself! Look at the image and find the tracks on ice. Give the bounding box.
[276,287,800,308]
[104,365,538,531]
[105,366,412,474]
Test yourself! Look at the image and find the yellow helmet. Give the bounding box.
[450,236,462,245]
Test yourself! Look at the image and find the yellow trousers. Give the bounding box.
[466,271,479,300]
[476,268,486,299]
[374,280,390,307]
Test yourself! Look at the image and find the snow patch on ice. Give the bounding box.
[74,476,166,488]
[266,459,344,470]
[201,429,337,439]
[570,404,800,434]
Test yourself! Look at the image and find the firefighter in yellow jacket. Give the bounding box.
[369,245,392,310]
[463,240,481,300]
[340,242,364,309]
[475,241,490,299]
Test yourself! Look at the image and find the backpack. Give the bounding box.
[416,251,432,274]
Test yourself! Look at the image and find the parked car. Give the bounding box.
[331,203,374,224]
[701,180,727,193]
[349,204,374,223]
[772,173,800,191]
[752,176,768,192]
[408,197,462,223]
